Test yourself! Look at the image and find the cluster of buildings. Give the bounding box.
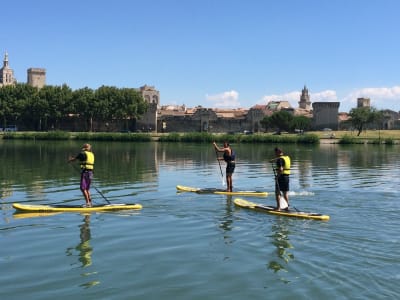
[0,52,46,88]
[2,51,399,133]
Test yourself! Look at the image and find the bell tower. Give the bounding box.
[0,51,17,87]
[299,85,311,110]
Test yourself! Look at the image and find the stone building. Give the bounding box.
[299,85,311,110]
[357,97,370,108]
[27,68,46,88]
[136,85,160,132]
[157,106,265,133]
[312,102,340,130]
[0,52,17,87]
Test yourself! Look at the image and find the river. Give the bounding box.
[0,140,399,299]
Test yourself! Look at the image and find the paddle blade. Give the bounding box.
[279,196,288,210]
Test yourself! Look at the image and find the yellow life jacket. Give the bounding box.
[81,151,94,170]
[277,155,291,175]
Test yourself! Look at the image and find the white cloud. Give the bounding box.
[260,89,338,108]
[342,86,400,111]
[260,86,400,112]
[206,90,240,108]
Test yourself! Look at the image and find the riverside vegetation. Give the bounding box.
[1,130,399,144]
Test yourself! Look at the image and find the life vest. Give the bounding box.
[277,155,290,175]
[81,151,94,170]
[223,148,235,162]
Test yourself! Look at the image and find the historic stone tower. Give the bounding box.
[27,68,46,88]
[312,102,340,130]
[136,85,160,132]
[0,52,17,87]
[299,85,311,110]
[357,97,371,108]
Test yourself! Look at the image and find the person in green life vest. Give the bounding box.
[213,141,236,192]
[69,143,95,207]
[271,147,290,210]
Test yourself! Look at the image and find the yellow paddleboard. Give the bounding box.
[13,202,142,213]
[234,198,330,221]
[176,185,268,197]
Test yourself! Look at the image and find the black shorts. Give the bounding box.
[226,162,235,175]
[276,175,289,192]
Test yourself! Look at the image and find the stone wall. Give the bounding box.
[157,107,265,133]
[312,102,340,130]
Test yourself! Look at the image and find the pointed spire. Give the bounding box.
[3,51,9,68]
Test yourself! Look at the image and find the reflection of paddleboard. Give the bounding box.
[12,202,142,213]
[13,212,62,219]
[176,185,268,197]
[234,198,330,221]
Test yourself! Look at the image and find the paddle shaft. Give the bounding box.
[271,162,282,195]
[215,148,225,185]
[69,162,111,204]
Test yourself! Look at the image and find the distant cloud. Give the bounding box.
[342,86,400,111]
[258,86,400,112]
[206,90,240,108]
[260,89,338,107]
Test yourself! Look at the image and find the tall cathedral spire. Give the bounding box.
[0,51,16,86]
[3,51,9,68]
[299,85,311,110]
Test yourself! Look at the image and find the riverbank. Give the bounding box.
[1,130,399,144]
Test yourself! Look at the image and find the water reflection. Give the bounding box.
[66,214,100,288]
[219,196,234,245]
[267,218,294,282]
[76,214,93,267]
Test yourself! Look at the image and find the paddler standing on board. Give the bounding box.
[271,147,290,211]
[213,141,236,192]
[69,143,95,207]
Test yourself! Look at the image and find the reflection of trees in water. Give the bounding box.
[267,219,294,277]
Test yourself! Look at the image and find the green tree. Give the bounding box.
[261,110,294,133]
[349,106,380,136]
[72,87,95,131]
[290,115,311,132]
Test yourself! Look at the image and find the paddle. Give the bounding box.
[271,162,300,212]
[69,162,111,204]
[215,148,225,186]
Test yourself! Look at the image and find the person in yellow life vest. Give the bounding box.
[271,147,290,210]
[69,143,95,207]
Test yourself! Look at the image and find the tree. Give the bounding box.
[261,110,294,133]
[349,106,380,136]
[290,115,311,132]
[72,87,95,131]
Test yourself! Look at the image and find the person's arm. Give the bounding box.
[213,142,224,152]
[68,152,83,162]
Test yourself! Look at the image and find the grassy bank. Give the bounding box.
[2,130,400,144]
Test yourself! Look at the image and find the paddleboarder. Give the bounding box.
[271,147,290,210]
[213,141,235,192]
[69,143,95,207]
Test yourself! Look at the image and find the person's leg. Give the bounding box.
[227,175,233,192]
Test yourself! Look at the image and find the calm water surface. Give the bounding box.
[0,140,399,299]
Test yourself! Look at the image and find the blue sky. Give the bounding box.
[2,0,400,112]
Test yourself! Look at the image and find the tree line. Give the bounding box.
[261,107,385,136]
[0,83,148,131]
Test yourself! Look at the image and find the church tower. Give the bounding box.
[0,52,17,87]
[298,85,311,110]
